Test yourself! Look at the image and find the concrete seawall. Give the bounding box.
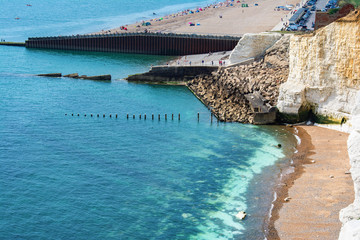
[0,42,25,47]
[126,65,218,84]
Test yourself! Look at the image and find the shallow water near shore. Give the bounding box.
[0,1,297,239]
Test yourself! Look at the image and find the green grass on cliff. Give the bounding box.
[339,0,360,7]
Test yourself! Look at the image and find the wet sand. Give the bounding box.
[267,126,354,240]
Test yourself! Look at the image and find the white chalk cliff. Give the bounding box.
[277,10,360,121]
[339,91,360,240]
[276,10,360,239]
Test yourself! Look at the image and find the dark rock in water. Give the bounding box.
[37,73,62,77]
[126,66,217,85]
[79,75,111,81]
[63,73,79,78]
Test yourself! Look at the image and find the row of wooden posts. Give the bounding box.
[65,113,218,122]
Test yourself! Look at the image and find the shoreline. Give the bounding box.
[239,125,298,239]
[265,126,312,239]
[96,0,300,37]
[266,125,354,239]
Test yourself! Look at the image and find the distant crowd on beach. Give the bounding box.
[98,0,245,35]
[148,0,241,21]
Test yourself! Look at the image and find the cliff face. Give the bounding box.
[339,91,360,240]
[277,10,360,123]
[275,9,360,239]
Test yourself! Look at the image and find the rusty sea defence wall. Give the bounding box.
[25,33,240,55]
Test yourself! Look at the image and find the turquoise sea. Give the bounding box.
[0,1,296,239]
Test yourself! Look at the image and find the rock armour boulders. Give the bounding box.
[187,35,290,123]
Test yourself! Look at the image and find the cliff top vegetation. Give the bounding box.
[339,0,360,7]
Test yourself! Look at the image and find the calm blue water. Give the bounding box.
[1,0,216,42]
[0,1,296,239]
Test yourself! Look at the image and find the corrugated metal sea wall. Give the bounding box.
[25,33,240,55]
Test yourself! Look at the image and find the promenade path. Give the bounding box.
[167,51,232,67]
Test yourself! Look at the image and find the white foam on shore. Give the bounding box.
[293,127,301,155]
[268,191,277,219]
[264,127,299,234]
[188,126,285,239]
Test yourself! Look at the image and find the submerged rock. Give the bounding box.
[63,73,79,78]
[79,74,111,81]
[37,73,62,77]
[235,211,247,220]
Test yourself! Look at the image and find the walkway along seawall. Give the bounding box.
[25,33,240,55]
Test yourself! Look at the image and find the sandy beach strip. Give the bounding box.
[267,126,354,240]
[99,0,300,36]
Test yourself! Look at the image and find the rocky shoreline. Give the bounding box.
[187,36,290,123]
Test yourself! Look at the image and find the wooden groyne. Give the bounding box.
[65,112,220,122]
[25,33,240,55]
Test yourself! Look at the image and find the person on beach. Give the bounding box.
[341,117,346,125]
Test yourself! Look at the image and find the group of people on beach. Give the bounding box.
[103,0,245,34]
[156,0,237,20]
